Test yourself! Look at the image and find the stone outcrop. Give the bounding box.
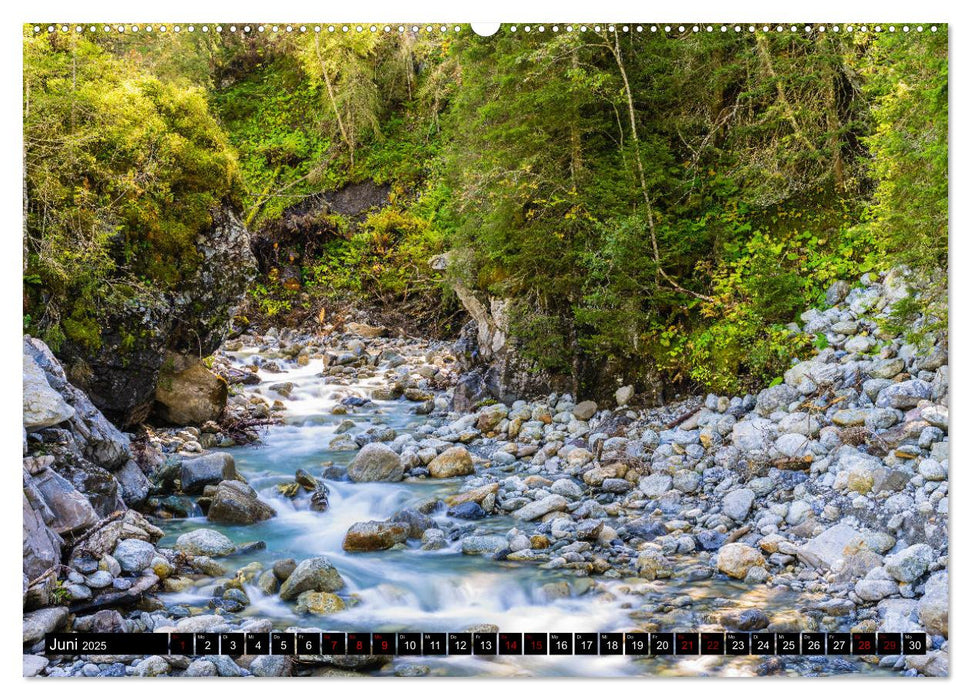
[58,209,256,427]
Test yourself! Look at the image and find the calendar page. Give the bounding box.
[21,14,949,681]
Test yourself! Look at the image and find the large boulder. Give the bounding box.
[347,443,404,482]
[206,480,275,524]
[278,557,345,600]
[342,521,409,552]
[28,465,99,535]
[23,353,74,430]
[154,355,228,425]
[180,453,240,494]
[428,447,475,478]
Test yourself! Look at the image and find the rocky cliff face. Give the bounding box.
[64,209,256,428]
[23,337,161,602]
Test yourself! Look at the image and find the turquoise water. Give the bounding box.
[156,347,882,677]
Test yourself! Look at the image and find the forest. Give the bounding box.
[23,24,948,399]
[21,24,951,680]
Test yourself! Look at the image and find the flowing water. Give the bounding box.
[157,346,885,677]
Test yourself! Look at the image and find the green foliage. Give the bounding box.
[22,26,948,397]
[863,26,948,332]
[23,29,240,351]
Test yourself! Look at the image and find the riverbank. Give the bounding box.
[23,271,948,678]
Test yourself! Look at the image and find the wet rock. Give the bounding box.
[447,502,488,520]
[717,544,765,579]
[207,480,275,524]
[175,529,236,557]
[279,557,345,600]
[445,482,499,508]
[461,535,507,555]
[294,590,346,615]
[180,452,240,494]
[342,521,409,552]
[428,446,475,478]
[347,443,404,482]
[721,608,770,631]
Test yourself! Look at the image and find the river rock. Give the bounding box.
[639,474,672,498]
[476,404,509,432]
[175,529,236,557]
[342,521,409,552]
[133,655,170,677]
[717,544,765,579]
[797,524,871,574]
[573,400,598,421]
[876,380,932,409]
[854,567,899,601]
[347,443,404,482]
[732,418,777,453]
[206,480,276,524]
[154,356,228,425]
[180,452,240,494]
[755,384,799,416]
[461,535,507,555]
[23,353,75,430]
[23,489,62,580]
[346,322,387,338]
[445,482,499,507]
[23,606,68,645]
[23,654,49,677]
[447,502,487,520]
[428,446,475,478]
[885,544,934,583]
[918,572,948,636]
[615,385,634,407]
[29,467,99,535]
[722,488,755,521]
[294,590,346,615]
[510,494,569,521]
[112,539,156,574]
[279,557,345,600]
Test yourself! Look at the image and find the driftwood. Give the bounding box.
[663,402,704,430]
[725,525,751,544]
